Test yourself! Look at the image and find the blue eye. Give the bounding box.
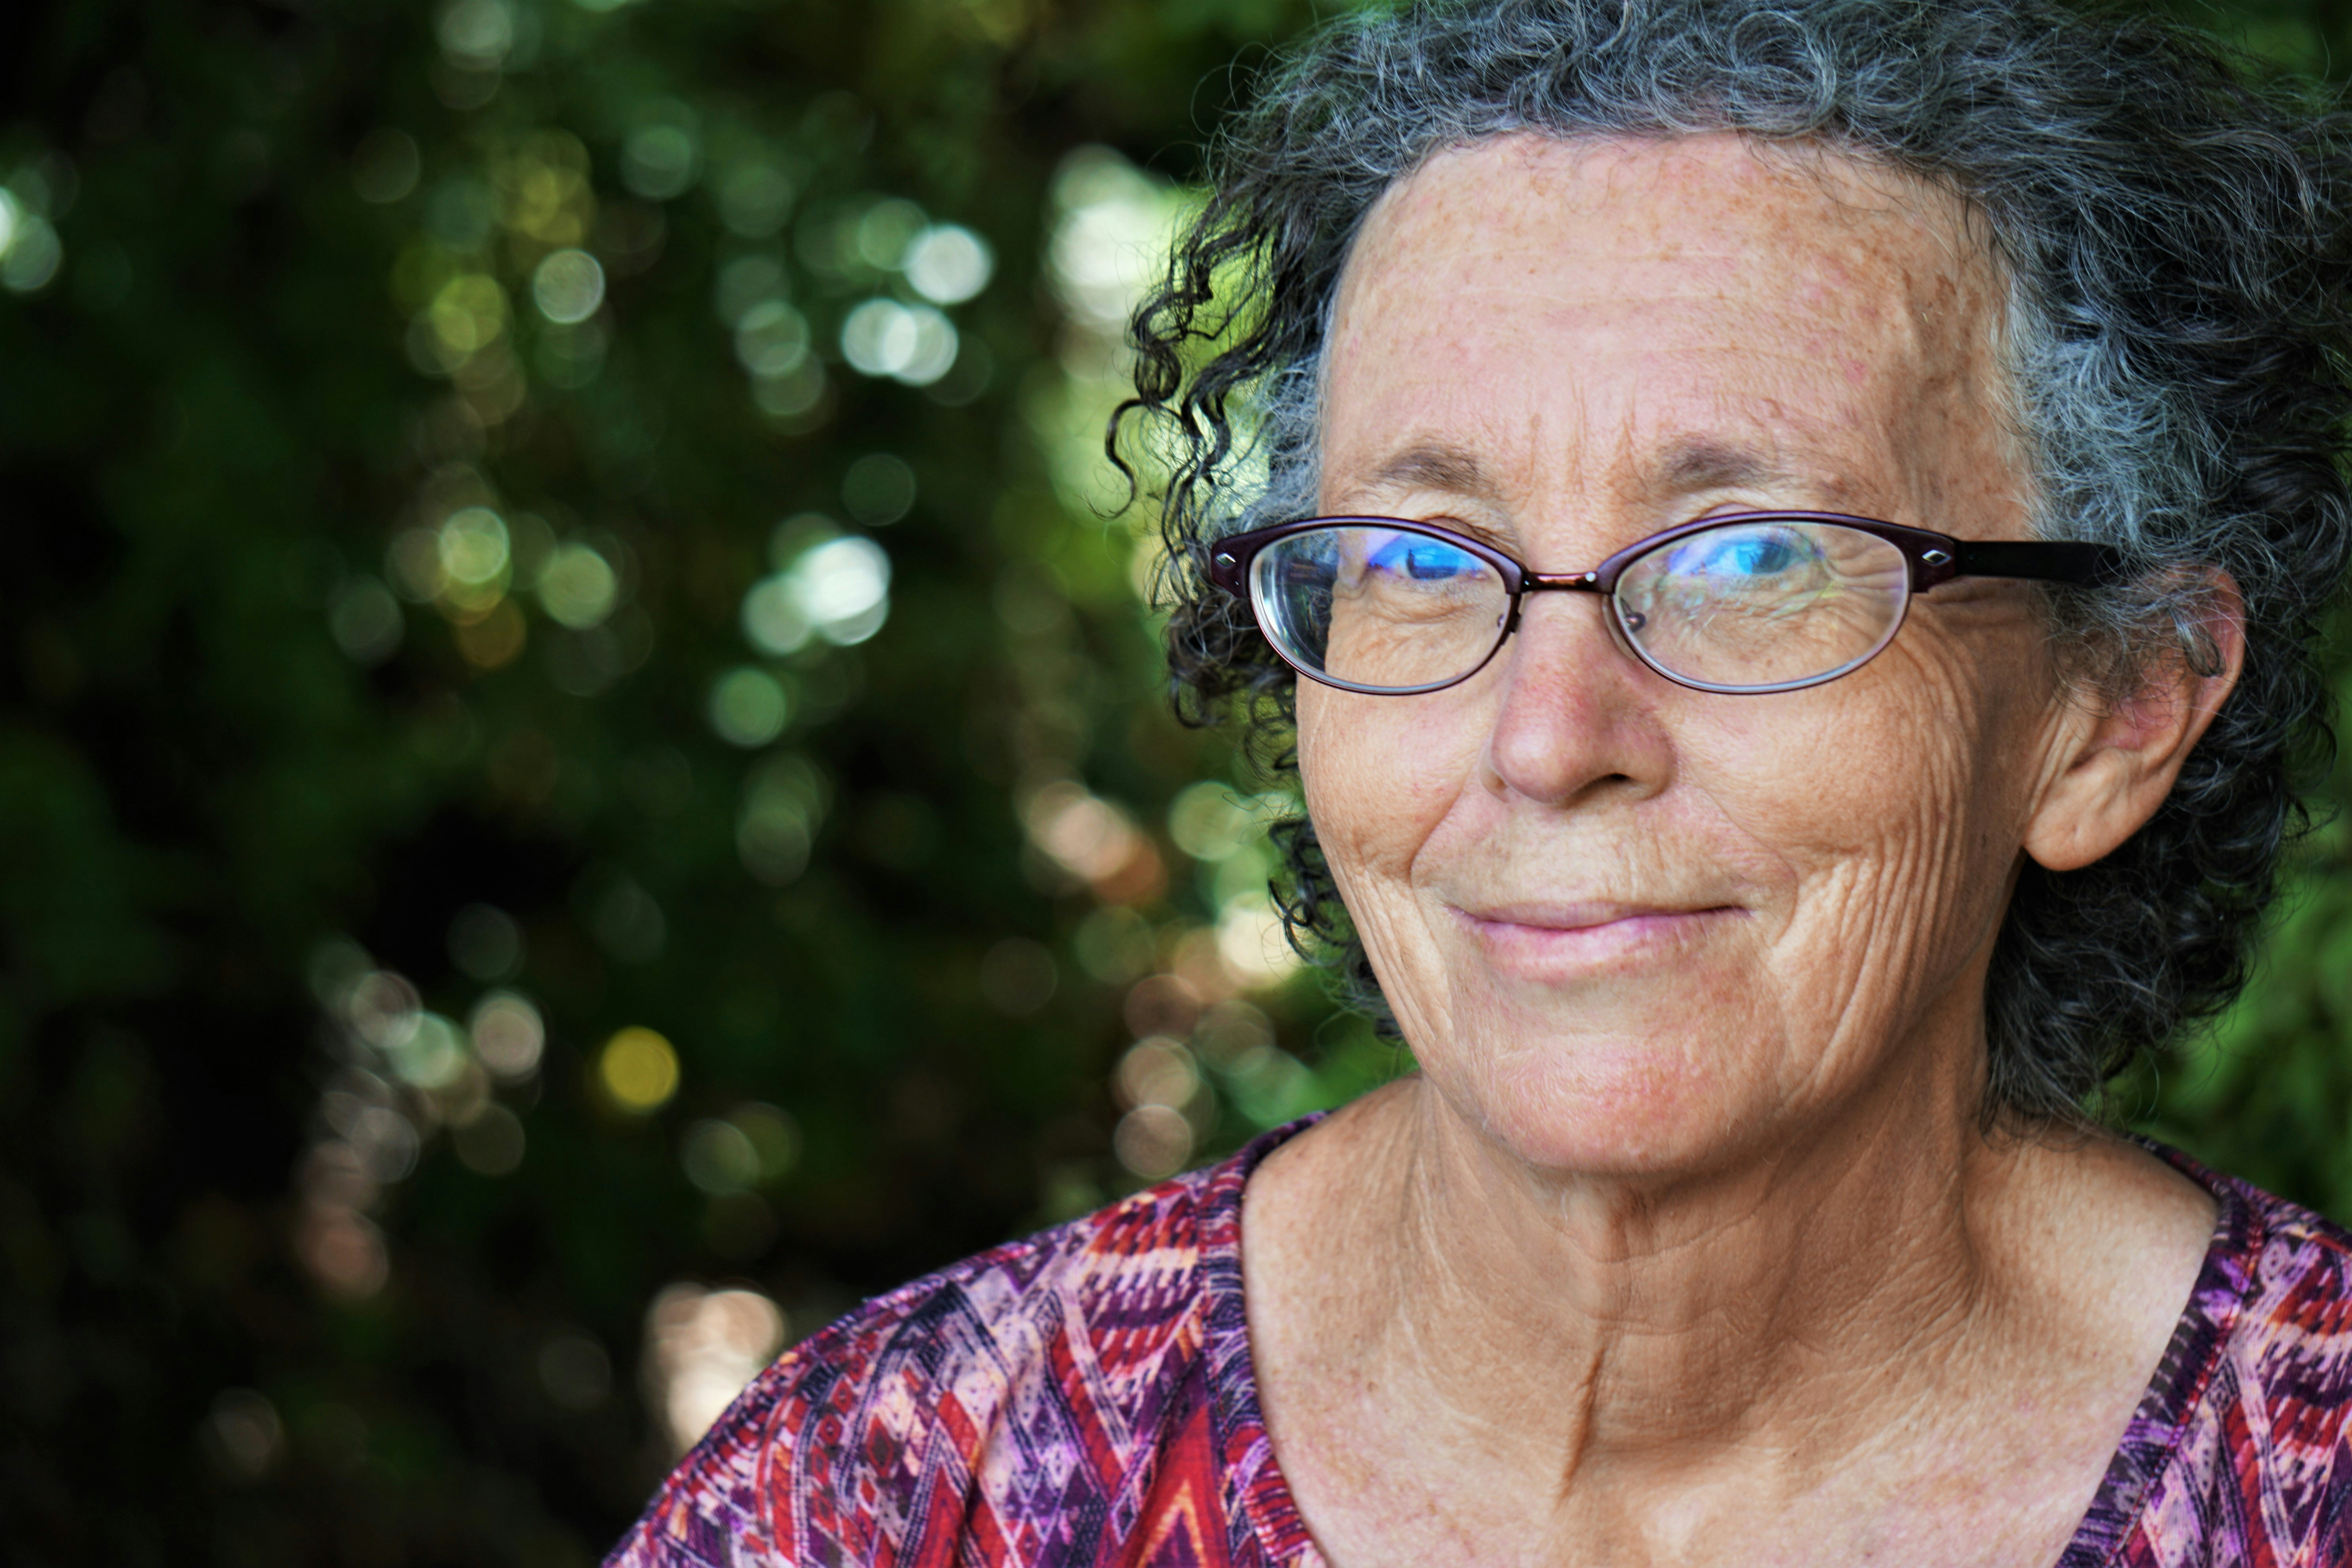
[1673,528,1815,580]
[1409,546,1477,580]
[1367,535,1481,581]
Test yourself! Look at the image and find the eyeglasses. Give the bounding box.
[1206,513,2124,696]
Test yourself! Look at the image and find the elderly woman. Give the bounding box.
[614,1,2352,1564]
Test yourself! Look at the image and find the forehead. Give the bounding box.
[1323,133,2013,518]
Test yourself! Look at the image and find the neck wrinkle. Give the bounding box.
[1364,1067,2000,1481]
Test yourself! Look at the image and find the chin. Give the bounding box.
[1444,1021,1771,1178]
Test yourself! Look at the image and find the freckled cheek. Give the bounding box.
[1297,687,1483,884]
[1684,688,1969,930]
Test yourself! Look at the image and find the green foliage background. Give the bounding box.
[0,0,2345,1561]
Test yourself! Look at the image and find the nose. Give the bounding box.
[1478,590,1675,808]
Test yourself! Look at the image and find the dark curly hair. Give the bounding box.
[1115,0,2352,1124]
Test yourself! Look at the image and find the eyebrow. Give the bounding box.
[1656,439,1792,496]
[1360,441,1497,500]
[1348,435,1818,511]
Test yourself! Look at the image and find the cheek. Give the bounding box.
[1296,683,1484,881]
[1688,648,2036,963]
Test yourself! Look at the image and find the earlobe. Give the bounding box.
[2021,573,2245,874]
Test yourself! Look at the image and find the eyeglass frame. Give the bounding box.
[1205,511,2129,697]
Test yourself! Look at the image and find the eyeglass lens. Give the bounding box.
[1248,519,1913,693]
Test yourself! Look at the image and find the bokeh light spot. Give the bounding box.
[1216,894,1300,989]
[680,1118,761,1194]
[1113,1104,1194,1180]
[708,668,789,747]
[1022,781,1158,899]
[767,511,838,568]
[437,0,515,68]
[1123,972,1203,1039]
[903,223,993,304]
[793,536,891,645]
[428,274,508,357]
[386,528,445,601]
[1193,997,1276,1069]
[0,193,63,294]
[447,904,522,981]
[731,1103,800,1180]
[1224,1042,1315,1128]
[531,248,605,324]
[384,1012,469,1089]
[1048,146,1181,337]
[750,361,826,422]
[535,542,618,628]
[732,299,809,377]
[469,990,545,1080]
[854,198,927,270]
[345,969,422,1051]
[491,132,594,247]
[737,754,824,884]
[328,577,404,665]
[643,1284,785,1455]
[620,117,698,200]
[438,507,512,590]
[1116,1038,1201,1111]
[841,453,916,526]
[840,298,957,386]
[295,1204,390,1299]
[717,163,795,238]
[740,575,811,657]
[202,1389,284,1482]
[449,601,524,668]
[598,1026,679,1112]
[1168,782,1286,861]
[454,598,526,669]
[1073,904,1156,983]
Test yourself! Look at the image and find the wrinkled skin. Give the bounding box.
[1243,135,2243,1568]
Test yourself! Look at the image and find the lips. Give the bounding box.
[1446,898,1743,973]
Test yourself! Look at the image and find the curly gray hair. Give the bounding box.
[1119,0,2352,1124]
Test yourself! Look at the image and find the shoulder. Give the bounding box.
[603,1152,1253,1568]
[2126,1155,2352,1566]
[2208,1177,2352,1447]
[2199,1171,2352,1402]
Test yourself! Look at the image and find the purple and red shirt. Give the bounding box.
[609,1118,2352,1567]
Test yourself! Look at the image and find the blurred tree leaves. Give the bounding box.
[0,0,1391,1559]
[0,0,2346,1562]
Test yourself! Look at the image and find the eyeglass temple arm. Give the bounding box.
[1940,539,2127,588]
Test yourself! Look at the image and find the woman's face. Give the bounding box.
[1301,133,2078,1174]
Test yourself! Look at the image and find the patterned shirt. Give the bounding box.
[608,1117,2352,1567]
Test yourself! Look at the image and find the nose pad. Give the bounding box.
[1505,585,1642,678]
[1599,595,1643,661]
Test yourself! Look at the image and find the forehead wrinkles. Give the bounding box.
[1322,133,2022,507]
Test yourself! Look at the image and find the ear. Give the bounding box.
[2023,571,2245,874]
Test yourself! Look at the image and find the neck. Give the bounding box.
[1240,1010,2219,1567]
[1252,1030,2027,1475]
[1404,1077,1996,1455]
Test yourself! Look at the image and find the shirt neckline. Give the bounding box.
[1193,1118,2260,1568]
